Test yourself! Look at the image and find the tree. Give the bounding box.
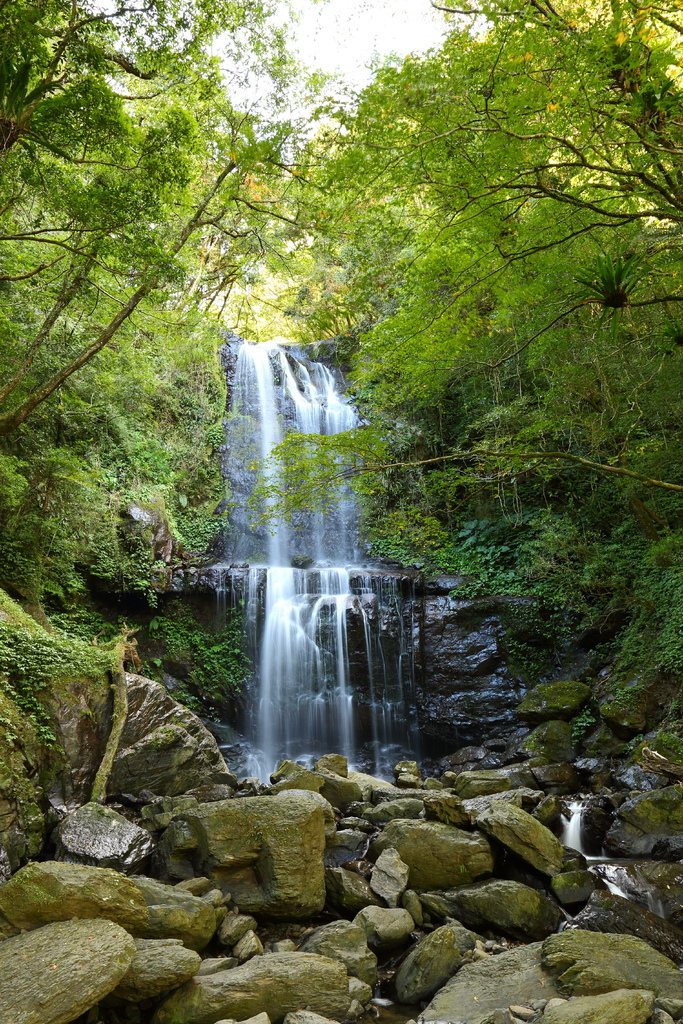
[0,0,300,436]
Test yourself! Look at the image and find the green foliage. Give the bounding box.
[0,614,114,744]
[572,707,597,743]
[146,607,250,710]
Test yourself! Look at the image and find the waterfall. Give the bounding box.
[219,337,418,780]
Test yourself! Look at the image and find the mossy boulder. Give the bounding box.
[394,925,462,1004]
[130,876,217,951]
[550,869,595,906]
[522,720,576,762]
[370,819,493,891]
[301,920,377,986]
[518,681,591,724]
[112,938,201,1002]
[604,786,683,857]
[155,791,326,918]
[0,918,136,1024]
[325,867,381,914]
[442,878,563,941]
[541,930,683,999]
[0,860,149,933]
[453,770,512,800]
[151,952,351,1024]
[476,800,565,876]
[543,989,654,1024]
[600,699,647,740]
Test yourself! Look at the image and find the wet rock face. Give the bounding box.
[415,595,543,746]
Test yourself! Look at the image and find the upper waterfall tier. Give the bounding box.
[220,339,359,567]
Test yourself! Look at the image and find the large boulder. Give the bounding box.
[152,952,351,1024]
[130,876,217,951]
[571,890,683,964]
[0,918,136,1024]
[0,860,148,933]
[443,878,563,941]
[541,930,683,1000]
[112,937,201,1002]
[522,720,576,762]
[603,787,683,857]
[394,924,462,1004]
[423,941,559,1024]
[109,673,232,797]
[53,801,155,873]
[423,792,469,827]
[517,681,591,724]
[354,906,415,951]
[370,820,493,891]
[592,862,683,924]
[155,791,326,918]
[301,920,377,986]
[453,770,511,800]
[325,867,381,914]
[476,800,564,876]
[544,989,655,1024]
[363,798,424,825]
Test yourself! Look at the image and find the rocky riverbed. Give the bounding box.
[4,671,683,1024]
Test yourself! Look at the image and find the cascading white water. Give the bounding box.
[225,339,408,779]
[560,800,587,854]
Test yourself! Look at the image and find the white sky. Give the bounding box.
[285,0,447,90]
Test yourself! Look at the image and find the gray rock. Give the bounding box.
[112,937,201,1001]
[0,918,136,1024]
[324,829,367,868]
[423,941,558,1024]
[317,773,363,809]
[401,888,423,926]
[234,929,264,962]
[197,957,238,976]
[110,673,232,797]
[0,860,148,934]
[131,875,217,950]
[348,976,373,1004]
[370,819,493,891]
[394,925,462,1003]
[152,951,351,1024]
[370,848,409,907]
[354,906,415,951]
[325,867,381,914]
[53,801,155,873]
[218,913,259,947]
[543,987,655,1024]
[284,1014,340,1024]
[301,920,377,986]
[156,791,326,918]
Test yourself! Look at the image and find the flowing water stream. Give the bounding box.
[218,338,418,780]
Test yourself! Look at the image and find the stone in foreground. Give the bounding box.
[354,906,415,951]
[370,819,493,891]
[541,931,683,1000]
[53,801,155,873]
[156,791,326,918]
[152,951,351,1024]
[394,924,462,1004]
[423,942,559,1024]
[543,987,655,1024]
[112,937,201,1001]
[0,918,136,1024]
[0,860,148,933]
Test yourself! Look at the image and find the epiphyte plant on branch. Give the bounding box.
[574,252,645,338]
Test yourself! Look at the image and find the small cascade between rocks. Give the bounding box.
[217,337,419,779]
